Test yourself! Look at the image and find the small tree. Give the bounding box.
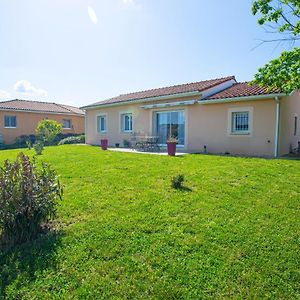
[36,119,62,145]
[0,153,63,246]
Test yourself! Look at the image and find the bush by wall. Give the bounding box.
[58,135,85,145]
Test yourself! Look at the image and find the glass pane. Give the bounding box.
[12,117,16,127]
[156,111,185,145]
[4,116,9,127]
[100,117,105,131]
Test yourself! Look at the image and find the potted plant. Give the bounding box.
[167,136,178,156]
[100,139,108,150]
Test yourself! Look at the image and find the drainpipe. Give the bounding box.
[274,96,280,158]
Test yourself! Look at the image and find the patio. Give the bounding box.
[108,147,188,156]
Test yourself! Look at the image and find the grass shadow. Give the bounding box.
[177,186,192,192]
[0,230,63,298]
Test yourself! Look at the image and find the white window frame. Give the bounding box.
[96,114,107,133]
[4,115,17,128]
[62,119,72,129]
[227,107,253,136]
[120,112,133,133]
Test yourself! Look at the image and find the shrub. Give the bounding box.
[36,119,62,145]
[171,174,185,189]
[58,135,85,145]
[15,134,37,148]
[0,153,63,246]
[33,141,44,155]
[123,140,131,148]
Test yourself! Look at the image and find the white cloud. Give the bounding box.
[0,90,10,99]
[14,80,48,97]
[88,5,98,25]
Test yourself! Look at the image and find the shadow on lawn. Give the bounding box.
[177,186,192,192]
[0,231,63,298]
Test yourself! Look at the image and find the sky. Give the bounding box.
[0,0,294,107]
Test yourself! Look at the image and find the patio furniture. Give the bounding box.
[134,135,160,152]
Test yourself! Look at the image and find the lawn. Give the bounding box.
[0,145,299,299]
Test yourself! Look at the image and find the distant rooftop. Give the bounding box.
[0,99,84,115]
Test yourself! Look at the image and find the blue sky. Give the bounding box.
[0,0,290,107]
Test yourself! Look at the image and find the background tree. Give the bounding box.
[36,119,62,145]
[252,0,300,93]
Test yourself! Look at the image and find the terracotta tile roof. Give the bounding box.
[204,82,283,100]
[0,99,84,115]
[84,76,236,108]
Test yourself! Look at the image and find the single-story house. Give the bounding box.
[0,99,85,144]
[82,76,300,157]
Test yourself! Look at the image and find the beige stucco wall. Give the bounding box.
[279,90,300,155]
[86,95,280,156]
[0,111,85,144]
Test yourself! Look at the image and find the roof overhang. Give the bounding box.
[141,99,197,109]
[81,91,202,110]
[198,93,286,104]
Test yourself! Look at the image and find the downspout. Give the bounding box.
[84,110,87,144]
[274,96,280,158]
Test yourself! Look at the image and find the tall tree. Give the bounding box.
[252,0,300,93]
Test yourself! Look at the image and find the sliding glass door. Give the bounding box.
[156,110,185,146]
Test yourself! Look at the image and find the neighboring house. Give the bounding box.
[0,99,85,144]
[82,76,300,157]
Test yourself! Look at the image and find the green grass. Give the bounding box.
[0,145,299,299]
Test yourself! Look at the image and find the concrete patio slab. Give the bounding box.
[108,147,189,156]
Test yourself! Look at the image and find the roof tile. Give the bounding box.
[85,76,236,107]
[204,82,282,100]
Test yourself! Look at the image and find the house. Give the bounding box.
[82,76,300,157]
[0,99,85,144]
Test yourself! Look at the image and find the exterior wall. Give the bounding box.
[86,96,278,156]
[187,100,276,156]
[279,90,300,155]
[0,111,85,144]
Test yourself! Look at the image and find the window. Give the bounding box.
[231,111,249,133]
[97,115,107,133]
[156,111,185,146]
[294,116,298,136]
[121,113,133,132]
[4,116,16,128]
[62,119,72,129]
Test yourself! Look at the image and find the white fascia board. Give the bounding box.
[201,79,236,99]
[81,91,202,110]
[198,93,286,104]
[141,99,197,109]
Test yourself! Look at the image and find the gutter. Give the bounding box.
[198,93,286,104]
[81,91,202,110]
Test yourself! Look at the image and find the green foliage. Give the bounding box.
[252,0,300,36]
[0,153,63,246]
[36,119,62,145]
[252,1,300,93]
[253,47,300,93]
[123,139,131,147]
[33,141,44,155]
[171,174,185,189]
[58,135,85,145]
[0,146,299,298]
